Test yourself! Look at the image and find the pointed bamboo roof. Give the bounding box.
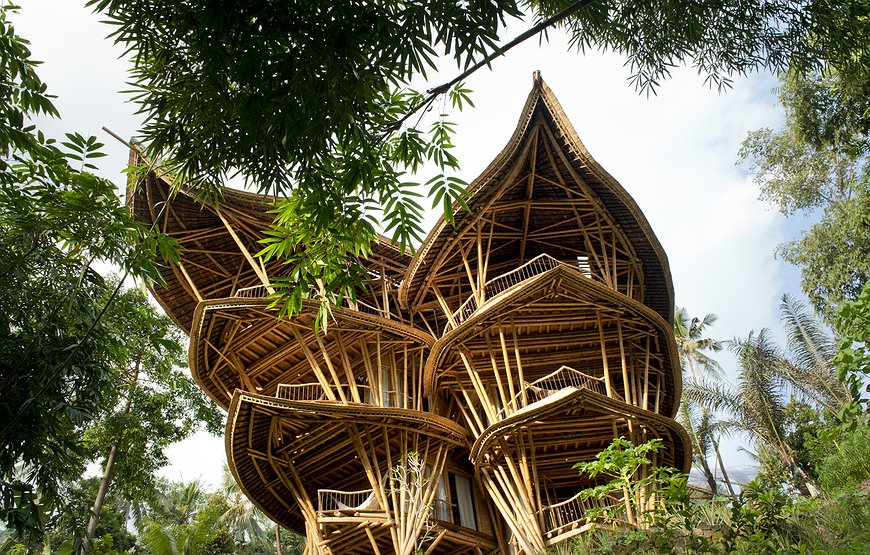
[399,73,674,322]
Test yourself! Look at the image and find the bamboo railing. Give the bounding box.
[496,366,617,420]
[235,284,269,298]
[276,383,378,402]
[453,254,567,324]
[276,382,326,401]
[539,492,623,537]
[276,382,411,407]
[233,286,388,318]
[317,489,380,512]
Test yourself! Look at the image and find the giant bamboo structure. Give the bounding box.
[129,73,690,554]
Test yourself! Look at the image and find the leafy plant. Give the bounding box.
[834,282,870,427]
[574,437,678,527]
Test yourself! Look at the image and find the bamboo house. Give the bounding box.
[129,74,690,554]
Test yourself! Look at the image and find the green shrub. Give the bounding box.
[817,426,870,494]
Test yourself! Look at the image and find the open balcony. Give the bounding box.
[453,254,568,324]
[275,382,413,408]
[233,285,388,318]
[317,488,382,515]
[539,492,624,543]
[276,382,375,403]
[496,366,621,420]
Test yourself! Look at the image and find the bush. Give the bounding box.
[817,425,870,494]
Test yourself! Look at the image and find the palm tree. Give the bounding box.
[221,465,276,553]
[674,308,724,382]
[138,520,198,555]
[674,308,735,498]
[776,295,850,414]
[692,329,821,497]
[170,481,206,526]
[677,400,719,494]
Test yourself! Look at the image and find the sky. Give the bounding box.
[12,2,814,489]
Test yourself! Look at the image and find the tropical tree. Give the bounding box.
[136,481,224,555]
[138,519,201,555]
[0,3,175,537]
[42,477,137,554]
[220,467,269,553]
[85,0,869,323]
[673,308,734,498]
[740,70,869,319]
[82,287,223,552]
[777,295,850,414]
[834,281,870,425]
[676,400,719,496]
[574,437,679,527]
[674,309,724,384]
[692,329,821,497]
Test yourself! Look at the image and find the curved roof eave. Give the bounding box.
[225,390,471,531]
[125,148,413,332]
[469,387,692,472]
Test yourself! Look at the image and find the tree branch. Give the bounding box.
[385,0,597,135]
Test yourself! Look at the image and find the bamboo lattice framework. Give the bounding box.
[128,73,690,554]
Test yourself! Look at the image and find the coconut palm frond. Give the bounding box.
[706,418,743,438]
[139,521,180,555]
[780,294,836,372]
[674,306,724,380]
[222,464,242,495]
[683,378,739,415]
[773,359,843,414]
[729,331,789,446]
[778,294,849,410]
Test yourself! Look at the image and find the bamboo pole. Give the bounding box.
[216,210,274,292]
[616,320,632,406]
[314,335,348,403]
[458,351,498,425]
[176,261,204,301]
[595,312,613,398]
[289,326,337,401]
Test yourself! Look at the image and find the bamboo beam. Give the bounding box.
[333,333,362,403]
[364,527,382,555]
[314,334,348,403]
[289,326,337,401]
[176,261,204,302]
[216,209,274,292]
[595,312,613,398]
[616,320,632,407]
[458,351,498,425]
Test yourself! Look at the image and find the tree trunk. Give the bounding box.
[697,451,719,496]
[275,525,283,555]
[711,435,736,501]
[84,350,143,552]
[85,443,120,545]
[681,400,718,495]
[790,461,821,498]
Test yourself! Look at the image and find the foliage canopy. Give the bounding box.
[89,0,870,316]
[740,71,869,318]
[0,4,213,539]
